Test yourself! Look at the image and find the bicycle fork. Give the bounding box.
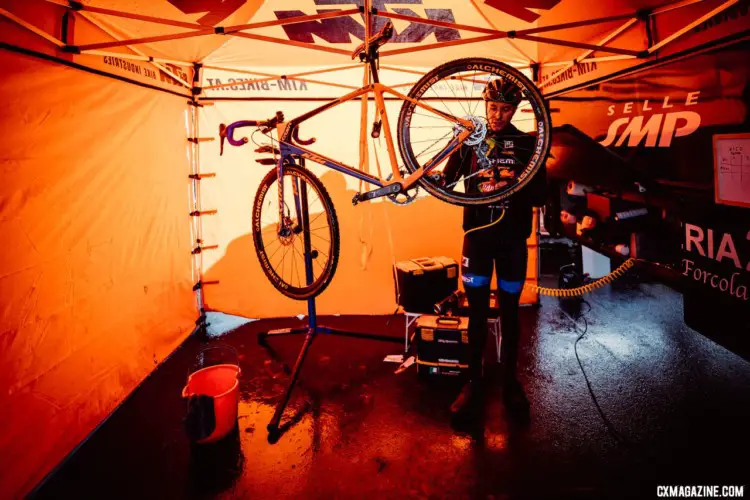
[275,152,315,289]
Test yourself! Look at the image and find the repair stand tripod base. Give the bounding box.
[258,300,401,437]
[257,166,400,438]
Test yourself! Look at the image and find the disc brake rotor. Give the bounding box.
[278,216,296,245]
[453,115,487,146]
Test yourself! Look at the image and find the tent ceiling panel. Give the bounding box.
[56,0,264,62]
[4,0,747,98]
[204,0,539,68]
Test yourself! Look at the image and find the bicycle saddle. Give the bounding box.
[351,20,394,59]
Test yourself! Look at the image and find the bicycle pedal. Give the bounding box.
[255,158,276,165]
[352,193,361,206]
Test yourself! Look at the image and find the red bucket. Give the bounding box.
[182,346,241,444]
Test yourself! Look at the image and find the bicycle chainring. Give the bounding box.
[386,170,420,205]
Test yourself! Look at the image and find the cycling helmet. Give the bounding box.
[482,78,523,105]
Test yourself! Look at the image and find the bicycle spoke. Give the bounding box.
[410,137,456,145]
[267,239,284,262]
[470,69,480,117]
[314,256,325,273]
[265,237,281,250]
[438,76,470,118]
[415,131,453,159]
[278,242,291,285]
[429,85,458,123]
[292,242,307,287]
[413,111,455,123]
[311,232,331,246]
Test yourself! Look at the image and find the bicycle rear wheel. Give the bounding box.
[252,164,340,300]
[397,58,551,206]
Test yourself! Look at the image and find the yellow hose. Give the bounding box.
[463,208,638,297]
[525,258,638,297]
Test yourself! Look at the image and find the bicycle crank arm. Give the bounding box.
[352,183,402,205]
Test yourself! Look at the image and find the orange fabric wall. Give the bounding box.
[0,49,196,498]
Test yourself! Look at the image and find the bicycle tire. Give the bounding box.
[252,164,340,300]
[397,57,551,206]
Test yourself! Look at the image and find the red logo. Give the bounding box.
[484,0,561,23]
[168,0,248,26]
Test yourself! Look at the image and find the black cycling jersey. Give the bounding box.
[442,123,547,240]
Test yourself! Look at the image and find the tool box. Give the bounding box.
[414,315,470,378]
[394,256,459,314]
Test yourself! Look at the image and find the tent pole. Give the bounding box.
[189,62,209,329]
[44,0,203,29]
[75,29,214,52]
[0,8,65,47]
[376,10,504,36]
[225,9,360,33]
[203,76,357,91]
[230,32,351,56]
[516,13,636,36]
[540,17,638,89]
[74,9,193,88]
[381,33,507,57]
[467,0,534,64]
[580,54,638,63]
[647,0,741,53]
[364,0,371,53]
[515,33,642,56]
[652,0,706,16]
[379,66,428,76]
[81,49,193,67]
[201,64,362,80]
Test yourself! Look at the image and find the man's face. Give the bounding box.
[486,101,516,132]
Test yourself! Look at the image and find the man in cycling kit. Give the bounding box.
[440,78,547,421]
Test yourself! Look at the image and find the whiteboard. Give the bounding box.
[714,133,750,208]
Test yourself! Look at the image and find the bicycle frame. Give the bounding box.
[269,78,475,230]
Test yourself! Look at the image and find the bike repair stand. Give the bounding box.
[257,164,402,440]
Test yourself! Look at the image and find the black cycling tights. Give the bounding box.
[461,233,528,382]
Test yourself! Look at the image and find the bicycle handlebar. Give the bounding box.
[219,111,284,155]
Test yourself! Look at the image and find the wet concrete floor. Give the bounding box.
[30,278,750,499]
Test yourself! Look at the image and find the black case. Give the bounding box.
[415,315,470,378]
[394,256,459,313]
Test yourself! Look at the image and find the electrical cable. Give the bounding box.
[463,207,506,235]
[558,299,629,446]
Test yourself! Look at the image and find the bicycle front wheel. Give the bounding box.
[397,58,551,206]
[252,164,340,300]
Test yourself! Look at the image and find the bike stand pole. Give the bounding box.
[261,160,401,439]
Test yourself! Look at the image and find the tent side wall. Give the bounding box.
[0,48,197,498]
